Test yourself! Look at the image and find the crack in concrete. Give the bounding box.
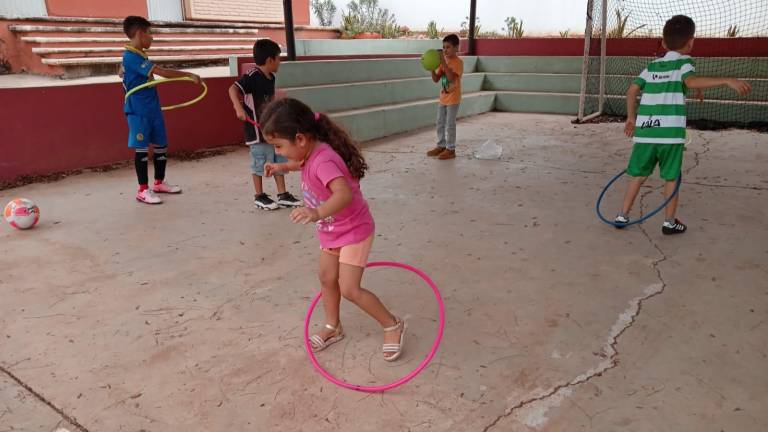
[0,364,89,432]
[479,131,721,432]
[479,280,665,432]
[682,181,767,191]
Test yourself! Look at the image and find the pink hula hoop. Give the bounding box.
[303,261,446,392]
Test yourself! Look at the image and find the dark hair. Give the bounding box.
[260,98,368,179]
[253,39,282,65]
[663,15,695,50]
[443,34,460,47]
[123,16,151,39]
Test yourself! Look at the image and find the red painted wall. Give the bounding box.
[475,37,768,57]
[0,77,243,181]
[45,0,148,18]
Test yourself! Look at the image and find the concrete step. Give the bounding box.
[597,95,768,123]
[284,73,484,114]
[478,56,583,74]
[602,56,768,78]
[494,91,580,115]
[10,25,261,35]
[2,15,316,29]
[483,72,581,93]
[330,91,496,142]
[21,36,260,44]
[595,75,768,103]
[275,57,479,88]
[42,54,236,65]
[34,45,253,57]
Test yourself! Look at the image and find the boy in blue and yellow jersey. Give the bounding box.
[122,16,201,204]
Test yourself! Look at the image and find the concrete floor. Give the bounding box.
[0,113,766,432]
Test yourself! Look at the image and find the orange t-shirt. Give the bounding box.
[438,56,464,106]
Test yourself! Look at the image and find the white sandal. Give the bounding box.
[382,316,406,362]
[309,322,344,353]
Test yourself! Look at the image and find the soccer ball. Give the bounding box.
[4,198,40,230]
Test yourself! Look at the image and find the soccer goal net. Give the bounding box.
[576,0,767,129]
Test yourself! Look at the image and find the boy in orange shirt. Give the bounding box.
[427,34,463,160]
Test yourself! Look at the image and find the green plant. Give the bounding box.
[504,16,524,38]
[559,29,570,38]
[608,9,646,38]
[727,24,739,37]
[480,30,502,38]
[340,10,362,38]
[426,20,441,39]
[311,0,337,27]
[340,0,399,38]
[461,16,481,38]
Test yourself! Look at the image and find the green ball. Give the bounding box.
[421,49,441,71]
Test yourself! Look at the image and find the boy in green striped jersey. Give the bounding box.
[615,15,752,234]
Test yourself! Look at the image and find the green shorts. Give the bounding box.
[627,143,683,181]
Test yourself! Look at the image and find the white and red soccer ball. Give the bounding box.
[4,198,40,230]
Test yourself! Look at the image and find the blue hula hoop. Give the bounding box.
[596,170,682,227]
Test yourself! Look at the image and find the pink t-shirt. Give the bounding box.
[301,142,375,249]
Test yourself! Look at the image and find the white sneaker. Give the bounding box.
[614,214,630,229]
[152,180,182,194]
[136,189,162,204]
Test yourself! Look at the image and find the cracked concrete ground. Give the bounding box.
[1,113,766,432]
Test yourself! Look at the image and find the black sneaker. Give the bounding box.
[254,193,278,210]
[277,192,303,208]
[662,219,687,235]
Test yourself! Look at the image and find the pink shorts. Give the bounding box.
[321,234,374,268]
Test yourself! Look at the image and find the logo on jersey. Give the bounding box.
[640,117,662,129]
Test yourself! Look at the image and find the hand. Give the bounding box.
[118,65,125,79]
[290,207,320,224]
[234,107,247,121]
[693,89,704,102]
[727,79,751,96]
[187,73,202,85]
[275,89,286,99]
[264,162,283,177]
[624,119,636,137]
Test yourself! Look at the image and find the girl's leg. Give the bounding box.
[338,263,402,358]
[315,250,342,341]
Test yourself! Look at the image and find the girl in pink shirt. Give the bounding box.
[261,98,406,361]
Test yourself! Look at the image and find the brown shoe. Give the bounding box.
[438,149,456,160]
[427,146,445,157]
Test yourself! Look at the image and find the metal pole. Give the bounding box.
[282,0,296,61]
[577,0,595,121]
[468,0,477,55]
[597,0,608,114]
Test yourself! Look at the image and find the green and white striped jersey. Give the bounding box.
[632,51,695,145]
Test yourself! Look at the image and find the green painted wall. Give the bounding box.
[258,54,765,141]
